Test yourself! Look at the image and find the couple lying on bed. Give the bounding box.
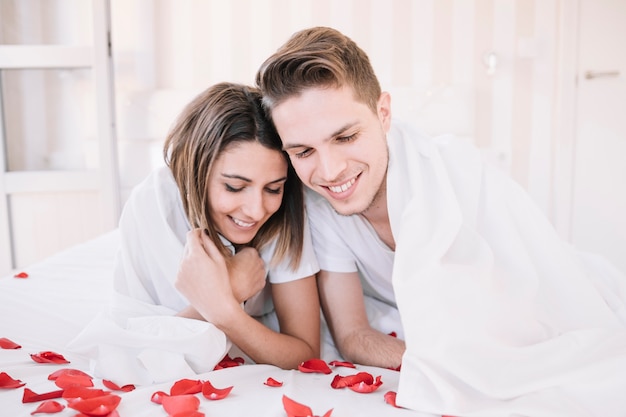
[73,27,626,416]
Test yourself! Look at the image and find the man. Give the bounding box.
[256,27,626,416]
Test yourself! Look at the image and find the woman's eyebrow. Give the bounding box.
[221,173,252,182]
[222,173,287,184]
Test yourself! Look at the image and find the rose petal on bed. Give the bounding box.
[330,372,374,389]
[201,380,233,400]
[67,394,121,416]
[388,331,397,337]
[62,387,109,400]
[102,379,135,392]
[30,400,65,414]
[54,373,94,389]
[213,353,245,370]
[161,394,200,415]
[170,378,203,396]
[263,377,283,387]
[0,337,22,349]
[282,395,333,417]
[0,372,26,389]
[168,412,205,417]
[48,369,92,381]
[298,358,332,374]
[384,391,399,407]
[30,351,70,364]
[347,375,383,393]
[328,360,355,368]
[151,391,169,404]
[22,387,64,403]
[13,271,29,278]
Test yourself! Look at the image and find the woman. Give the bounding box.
[110,82,320,371]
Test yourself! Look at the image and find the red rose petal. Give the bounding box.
[170,378,203,396]
[67,394,121,416]
[62,387,109,400]
[330,372,373,389]
[161,394,200,415]
[102,379,135,392]
[54,373,93,389]
[263,377,283,387]
[282,395,313,417]
[282,395,333,417]
[14,271,29,278]
[213,353,244,370]
[151,390,169,404]
[22,387,64,403]
[48,369,92,381]
[298,358,332,374]
[384,391,400,408]
[0,371,26,389]
[201,380,233,400]
[30,351,70,364]
[0,337,22,349]
[347,375,383,393]
[388,331,397,337]
[170,412,205,417]
[30,400,65,414]
[329,360,355,368]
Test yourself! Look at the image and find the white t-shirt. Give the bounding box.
[306,189,396,306]
[114,166,320,316]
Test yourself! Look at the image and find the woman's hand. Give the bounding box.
[174,229,240,325]
[226,247,266,304]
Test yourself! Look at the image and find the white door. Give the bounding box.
[0,0,119,275]
[570,0,626,273]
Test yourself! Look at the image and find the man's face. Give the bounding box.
[271,85,391,216]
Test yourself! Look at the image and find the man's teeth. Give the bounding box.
[328,178,356,193]
[233,218,254,227]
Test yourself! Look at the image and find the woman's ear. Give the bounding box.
[377,91,392,132]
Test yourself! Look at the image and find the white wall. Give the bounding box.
[2,0,621,273]
[110,0,561,216]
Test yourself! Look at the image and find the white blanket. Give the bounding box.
[68,167,233,385]
[388,128,626,416]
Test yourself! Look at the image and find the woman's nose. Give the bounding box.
[241,192,266,221]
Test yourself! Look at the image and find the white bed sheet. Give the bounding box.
[0,231,432,417]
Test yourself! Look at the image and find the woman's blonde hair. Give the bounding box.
[163,82,304,268]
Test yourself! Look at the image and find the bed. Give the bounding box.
[0,230,432,417]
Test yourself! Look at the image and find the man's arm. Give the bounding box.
[317,270,404,369]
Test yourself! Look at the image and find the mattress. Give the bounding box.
[0,231,432,416]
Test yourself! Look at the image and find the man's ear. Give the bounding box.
[377,91,392,132]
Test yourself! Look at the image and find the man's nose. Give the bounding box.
[316,148,347,183]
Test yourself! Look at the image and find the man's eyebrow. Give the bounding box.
[282,122,357,151]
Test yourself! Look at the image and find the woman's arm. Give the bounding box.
[219,276,320,369]
[175,229,320,369]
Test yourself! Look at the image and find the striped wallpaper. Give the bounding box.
[112,0,561,219]
[1,0,585,270]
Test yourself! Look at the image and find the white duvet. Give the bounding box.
[388,127,626,416]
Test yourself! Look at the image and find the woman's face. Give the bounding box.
[208,141,288,245]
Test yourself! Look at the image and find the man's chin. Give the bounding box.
[329,201,365,217]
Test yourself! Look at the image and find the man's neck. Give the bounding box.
[361,183,395,250]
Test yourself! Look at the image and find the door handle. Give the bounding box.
[584,70,620,79]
